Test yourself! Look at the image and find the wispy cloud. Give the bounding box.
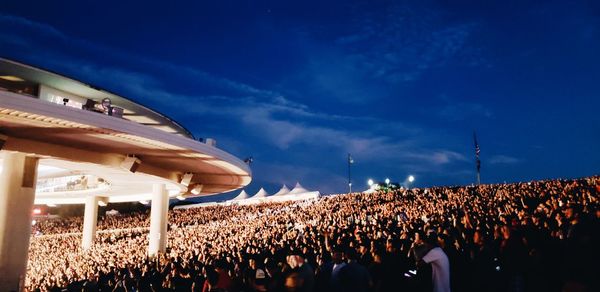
[0,13,67,40]
[114,68,466,170]
[332,5,483,84]
[437,102,493,121]
[273,3,487,107]
[489,155,520,164]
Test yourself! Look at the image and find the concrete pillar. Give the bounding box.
[82,196,99,250]
[148,184,168,256]
[0,152,38,292]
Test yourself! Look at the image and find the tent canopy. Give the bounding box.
[252,187,270,198]
[232,189,250,200]
[288,182,308,195]
[272,184,290,196]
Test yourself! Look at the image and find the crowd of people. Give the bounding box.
[26,176,600,292]
[32,203,252,235]
[32,212,150,235]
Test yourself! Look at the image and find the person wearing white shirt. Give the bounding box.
[420,230,451,292]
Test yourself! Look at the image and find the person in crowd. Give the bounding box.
[418,230,451,292]
[337,248,370,292]
[286,251,315,292]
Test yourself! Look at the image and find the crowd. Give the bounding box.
[26,176,600,292]
[32,212,150,235]
[32,203,252,235]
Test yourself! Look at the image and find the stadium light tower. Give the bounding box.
[368,179,374,187]
[385,178,390,185]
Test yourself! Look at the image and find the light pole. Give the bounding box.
[474,132,481,185]
[407,175,415,189]
[347,153,354,193]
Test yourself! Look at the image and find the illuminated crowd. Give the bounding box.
[27,176,600,292]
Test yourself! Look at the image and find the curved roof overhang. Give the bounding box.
[0,58,194,138]
[0,91,251,204]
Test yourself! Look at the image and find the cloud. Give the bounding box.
[489,155,520,164]
[0,13,67,40]
[437,102,493,120]
[273,3,487,107]
[0,33,29,47]
[402,150,468,167]
[331,5,483,85]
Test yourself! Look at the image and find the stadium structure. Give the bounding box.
[0,58,251,290]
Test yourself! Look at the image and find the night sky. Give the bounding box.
[1,1,599,200]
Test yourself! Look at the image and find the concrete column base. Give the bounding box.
[82,196,100,250]
[0,152,38,292]
[148,184,168,256]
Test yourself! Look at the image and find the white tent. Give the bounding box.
[174,201,223,209]
[288,182,308,195]
[272,184,290,196]
[180,182,321,208]
[252,187,270,198]
[266,182,320,203]
[232,189,250,201]
[267,191,320,203]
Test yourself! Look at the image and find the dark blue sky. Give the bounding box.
[1,1,599,198]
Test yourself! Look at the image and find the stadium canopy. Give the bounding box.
[0,58,251,204]
[0,57,252,290]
